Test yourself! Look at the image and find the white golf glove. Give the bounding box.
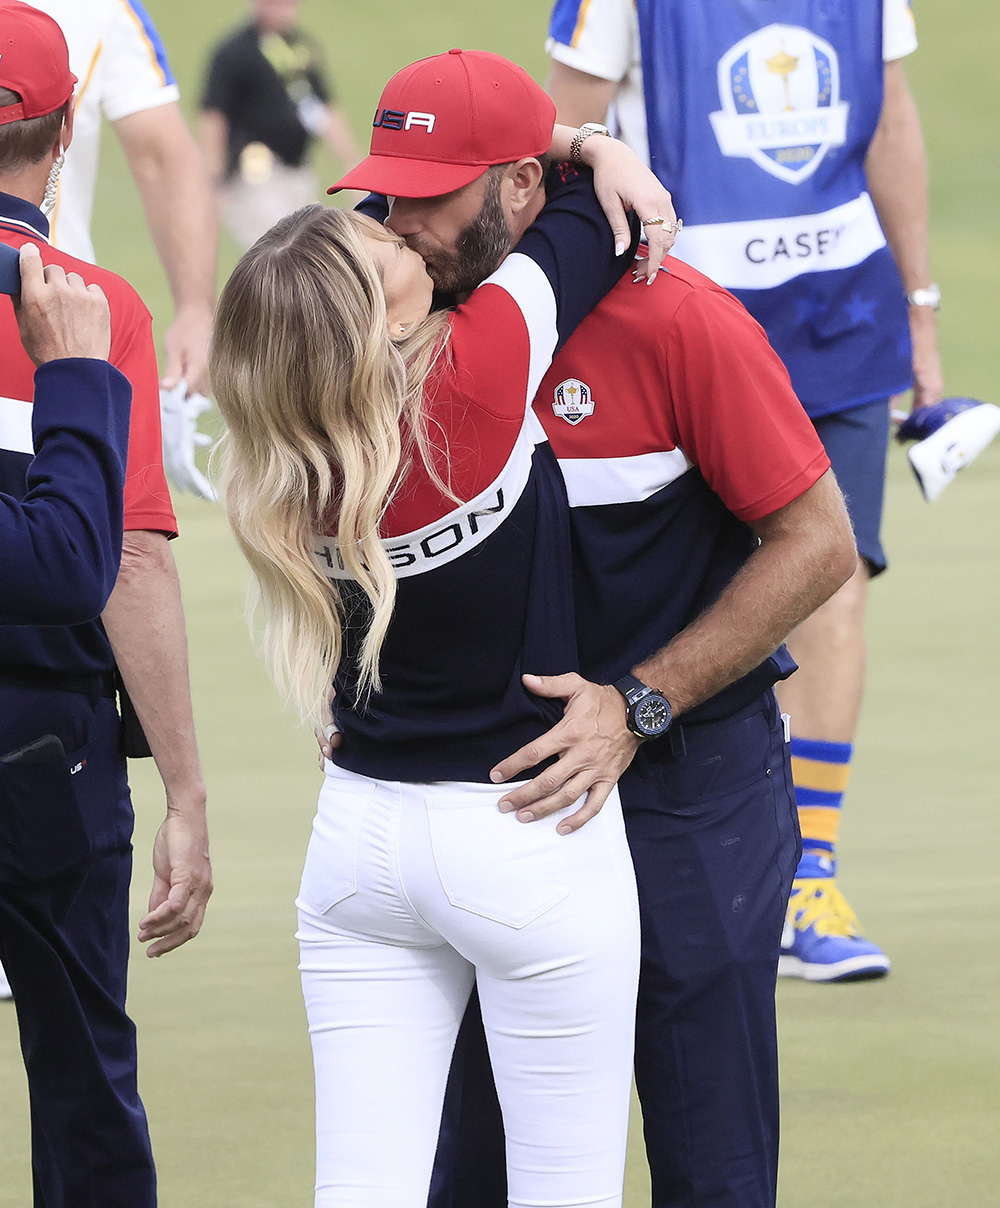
[159,380,217,502]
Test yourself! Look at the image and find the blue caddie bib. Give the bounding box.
[636,0,912,416]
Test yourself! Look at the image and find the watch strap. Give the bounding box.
[613,673,649,704]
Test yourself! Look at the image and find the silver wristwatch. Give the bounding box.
[570,122,611,164]
[906,283,941,311]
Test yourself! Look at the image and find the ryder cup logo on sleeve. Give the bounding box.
[552,379,595,426]
[710,25,849,184]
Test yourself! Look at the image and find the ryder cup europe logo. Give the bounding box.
[709,24,849,185]
[552,379,595,426]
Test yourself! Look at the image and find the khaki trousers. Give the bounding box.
[223,161,318,250]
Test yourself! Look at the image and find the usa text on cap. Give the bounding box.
[328,49,556,199]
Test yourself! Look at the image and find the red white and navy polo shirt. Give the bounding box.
[0,191,175,679]
[325,171,638,782]
[535,254,831,722]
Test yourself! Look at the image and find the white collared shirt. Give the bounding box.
[31,0,180,263]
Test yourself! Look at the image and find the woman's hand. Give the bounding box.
[314,689,341,770]
[550,124,679,282]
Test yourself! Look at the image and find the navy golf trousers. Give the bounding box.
[0,682,155,1208]
[428,690,800,1208]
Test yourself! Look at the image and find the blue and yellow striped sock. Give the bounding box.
[790,737,853,865]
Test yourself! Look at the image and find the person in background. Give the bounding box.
[27,0,218,396]
[0,11,212,1197]
[0,0,217,1000]
[200,0,360,250]
[0,0,215,1003]
[546,0,943,988]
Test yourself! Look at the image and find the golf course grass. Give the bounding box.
[1,1,997,1203]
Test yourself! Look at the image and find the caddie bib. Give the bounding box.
[636,0,911,415]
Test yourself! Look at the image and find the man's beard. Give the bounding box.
[411,177,514,296]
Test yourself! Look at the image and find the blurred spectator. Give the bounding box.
[200,0,360,249]
[29,0,218,395]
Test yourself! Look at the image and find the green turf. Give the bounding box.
[2,0,999,1203]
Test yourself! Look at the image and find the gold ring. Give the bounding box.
[645,217,683,235]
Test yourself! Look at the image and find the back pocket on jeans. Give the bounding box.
[297,771,377,915]
[425,796,569,929]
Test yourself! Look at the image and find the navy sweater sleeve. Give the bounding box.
[0,359,131,626]
[355,193,390,223]
[513,164,639,353]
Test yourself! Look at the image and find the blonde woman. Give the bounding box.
[211,51,674,1208]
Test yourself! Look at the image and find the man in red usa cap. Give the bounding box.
[323,48,859,1208]
[333,48,556,200]
[334,48,596,294]
[0,4,211,1203]
[329,48,676,293]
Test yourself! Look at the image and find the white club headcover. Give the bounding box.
[904,401,1000,503]
[159,381,217,502]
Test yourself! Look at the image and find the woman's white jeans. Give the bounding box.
[296,763,641,1208]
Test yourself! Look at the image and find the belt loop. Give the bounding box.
[668,724,687,759]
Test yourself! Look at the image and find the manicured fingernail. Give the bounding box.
[517,811,535,823]
[490,769,503,783]
[498,800,514,813]
[646,274,656,286]
[615,240,626,256]
[557,824,572,835]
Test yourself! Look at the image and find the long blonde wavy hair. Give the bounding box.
[210,205,451,725]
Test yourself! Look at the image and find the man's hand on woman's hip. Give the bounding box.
[491,673,641,834]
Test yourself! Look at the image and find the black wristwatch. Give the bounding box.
[613,674,673,741]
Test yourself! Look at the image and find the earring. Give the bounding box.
[41,150,66,217]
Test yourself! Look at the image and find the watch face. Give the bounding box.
[633,694,671,738]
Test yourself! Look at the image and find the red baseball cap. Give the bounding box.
[0,0,77,128]
[328,49,555,199]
